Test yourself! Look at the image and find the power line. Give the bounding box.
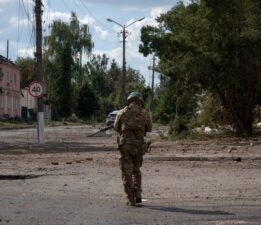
[23,0,36,58]
[16,0,35,59]
[22,27,35,58]
[72,0,89,19]
[21,0,33,26]
[61,0,75,13]
[77,0,113,32]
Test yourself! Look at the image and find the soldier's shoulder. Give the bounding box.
[141,108,149,114]
[117,106,129,115]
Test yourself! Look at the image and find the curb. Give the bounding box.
[144,155,261,162]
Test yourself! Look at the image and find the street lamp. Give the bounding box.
[107,17,145,107]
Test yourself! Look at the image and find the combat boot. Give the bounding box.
[136,197,142,203]
[134,190,142,203]
[126,193,136,206]
[135,194,142,203]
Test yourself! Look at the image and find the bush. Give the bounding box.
[192,92,232,129]
[169,116,188,135]
[77,84,99,119]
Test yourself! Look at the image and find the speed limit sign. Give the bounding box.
[28,81,45,98]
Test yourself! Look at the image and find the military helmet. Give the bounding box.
[127,91,143,103]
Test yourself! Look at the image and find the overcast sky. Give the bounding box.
[0,0,179,85]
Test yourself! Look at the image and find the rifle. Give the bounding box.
[87,124,114,137]
[145,141,152,153]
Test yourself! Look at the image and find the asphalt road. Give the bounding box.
[0,125,261,225]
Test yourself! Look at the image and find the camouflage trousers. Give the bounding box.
[119,144,143,199]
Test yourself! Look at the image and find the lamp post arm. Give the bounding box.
[106,18,123,28]
[126,17,145,28]
[106,16,145,107]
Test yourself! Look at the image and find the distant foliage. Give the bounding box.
[192,92,233,128]
[77,84,99,119]
[44,12,93,118]
[16,57,35,88]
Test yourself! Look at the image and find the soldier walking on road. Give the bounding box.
[114,92,152,206]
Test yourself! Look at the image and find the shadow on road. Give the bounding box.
[0,174,42,180]
[0,142,116,154]
[145,205,234,215]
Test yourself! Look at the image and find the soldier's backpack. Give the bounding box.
[120,104,146,132]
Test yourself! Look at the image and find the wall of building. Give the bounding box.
[0,57,21,118]
[21,88,37,110]
[21,88,37,120]
[21,88,52,120]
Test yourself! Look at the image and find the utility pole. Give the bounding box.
[148,55,156,121]
[35,0,44,144]
[6,40,9,59]
[121,25,127,107]
[107,17,145,107]
[151,55,156,110]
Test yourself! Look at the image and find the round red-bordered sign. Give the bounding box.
[28,81,45,98]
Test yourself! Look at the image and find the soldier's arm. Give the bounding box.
[114,112,121,133]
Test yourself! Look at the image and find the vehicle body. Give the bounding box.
[106,110,119,126]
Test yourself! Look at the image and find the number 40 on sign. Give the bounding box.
[28,81,45,98]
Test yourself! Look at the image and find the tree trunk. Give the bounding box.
[233,107,253,137]
[216,87,254,137]
[229,96,254,137]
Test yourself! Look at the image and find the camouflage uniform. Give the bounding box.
[114,100,152,206]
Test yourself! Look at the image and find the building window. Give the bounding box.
[0,68,3,81]
[16,98,19,110]
[0,94,5,108]
[8,96,11,108]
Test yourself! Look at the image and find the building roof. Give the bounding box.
[0,55,19,70]
[0,55,16,66]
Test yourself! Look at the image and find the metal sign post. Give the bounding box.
[28,81,45,144]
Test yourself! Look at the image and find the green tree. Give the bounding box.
[82,54,149,116]
[44,20,74,117]
[84,54,110,97]
[140,0,261,136]
[107,59,121,107]
[44,12,93,118]
[125,67,150,106]
[77,83,99,119]
[69,12,93,87]
[194,91,233,128]
[16,57,35,88]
